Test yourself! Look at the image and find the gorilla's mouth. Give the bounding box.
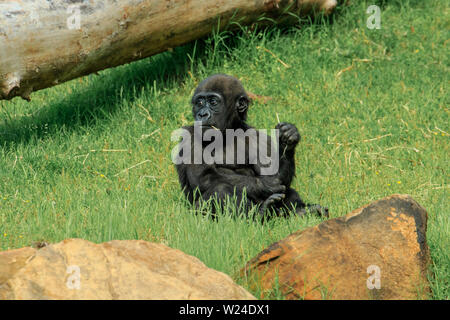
[198,124,220,131]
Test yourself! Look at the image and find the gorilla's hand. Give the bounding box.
[276,122,300,151]
[259,176,286,197]
[259,193,285,216]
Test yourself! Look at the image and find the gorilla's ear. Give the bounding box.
[236,95,249,113]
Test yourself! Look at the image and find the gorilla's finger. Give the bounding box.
[268,193,285,201]
[279,124,292,132]
[284,126,297,135]
[271,185,286,194]
[287,134,300,144]
[275,122,288,129]
[259,193,285,216]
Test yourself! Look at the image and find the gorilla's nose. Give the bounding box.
[196,108,211,122]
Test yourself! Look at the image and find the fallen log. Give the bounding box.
[0,0,337,101]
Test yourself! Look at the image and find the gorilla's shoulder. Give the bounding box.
[180,125,194,133]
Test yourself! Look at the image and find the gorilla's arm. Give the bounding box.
[277,145,296,187]
[183,164,286,203]
[253,123,298,189]
[275,122,300,188]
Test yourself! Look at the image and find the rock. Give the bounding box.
[0,239,255,300]
[244,194,431,300]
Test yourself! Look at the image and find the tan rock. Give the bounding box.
[244,194,431,300]
[0,239,255,300]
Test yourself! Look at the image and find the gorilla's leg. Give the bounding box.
[198,184,258,217]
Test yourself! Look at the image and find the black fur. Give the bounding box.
[175,74,328,218]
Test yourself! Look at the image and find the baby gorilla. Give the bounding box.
[175,74,328,218]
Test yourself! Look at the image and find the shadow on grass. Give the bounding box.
[0,8,346,149]
[0,42,201,149]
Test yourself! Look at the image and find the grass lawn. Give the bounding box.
[0,0,448,299]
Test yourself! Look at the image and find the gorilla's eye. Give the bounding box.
[196,98,205,106]
[209,97,219,106]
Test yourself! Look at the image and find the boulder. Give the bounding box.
[0,239,255,300]
[244,194,431,300]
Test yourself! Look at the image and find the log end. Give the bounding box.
[1,72,21,100]
[320,0,337,15]
[295,0,337,16]
[1,72,32,101]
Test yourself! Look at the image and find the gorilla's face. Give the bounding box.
[192,91,226,129]
[191,74,250,131]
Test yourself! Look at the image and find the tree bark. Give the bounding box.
[0,0,336,101]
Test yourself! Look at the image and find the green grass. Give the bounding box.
[0,0,448,299]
